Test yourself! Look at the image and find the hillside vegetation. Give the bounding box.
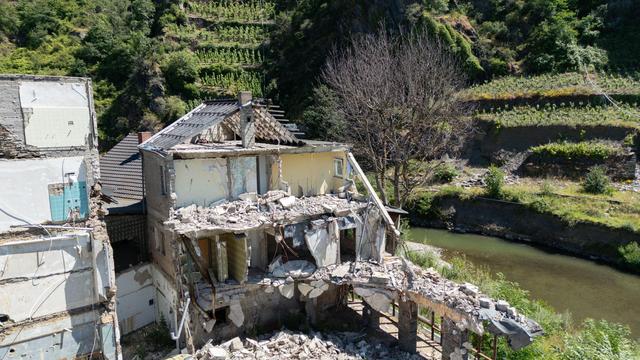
[1,0,639,146]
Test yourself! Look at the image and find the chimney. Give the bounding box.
[239,91,255,148]
[138,131,152,144]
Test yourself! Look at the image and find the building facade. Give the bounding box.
[0,75,120,359]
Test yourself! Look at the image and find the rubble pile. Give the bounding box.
[169,190,368,232]
[309,259,542,347]
[195,330,423,360]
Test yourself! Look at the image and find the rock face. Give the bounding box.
[194,330,423,360]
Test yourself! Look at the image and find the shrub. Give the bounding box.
[484,166,505,198]
[540,180,555,196]
[433,163,459,183]
[619,242,640,269]
[530,141,620,161]
[560,319,639,360]
[581,166,613,195]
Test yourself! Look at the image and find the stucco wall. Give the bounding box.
[270,151,348,196]
[115,263,156,335]
[0,232,117,358]
[142,151,173,220]
[174,158,229,208]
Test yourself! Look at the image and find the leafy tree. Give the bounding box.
[0,2,19,39]
[162,50,199,98]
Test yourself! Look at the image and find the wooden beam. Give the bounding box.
[346,152,400,237]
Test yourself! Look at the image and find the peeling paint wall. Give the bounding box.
[0,75,119,360]
[0,232,117,359]
[270,151,348,196]
[0,156,88,231]
[174,158,228,208]
[229,157,257,198]
[115,263,155,335]
[151,263,177,332]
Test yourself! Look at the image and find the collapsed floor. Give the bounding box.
[195,330,424,360]
[170,190,367,234]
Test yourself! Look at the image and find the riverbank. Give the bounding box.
[401,234,640,359]
[407,229,640,336]
[408,183,640,274]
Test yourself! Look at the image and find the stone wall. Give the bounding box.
[0,124,42,159]
[463,120,636,165]
[520,150,637,180]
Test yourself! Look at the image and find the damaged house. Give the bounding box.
[0,75,120,359]
[139,92,543,359]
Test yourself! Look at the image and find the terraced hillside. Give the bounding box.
[163,0,275,99]
[465,72,639,181]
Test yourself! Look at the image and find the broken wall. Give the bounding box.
[115,263,156,335]
[191,285,304,347]
[19,81,92,148]
[0,232,118,359]
[271,151,348,196]
[0,75,119,360]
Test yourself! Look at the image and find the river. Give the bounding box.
[407,227,640,337]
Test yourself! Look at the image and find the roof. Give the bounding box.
[140,100,302,152]
[100,134,144,201]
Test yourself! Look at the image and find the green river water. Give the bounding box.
[408,227,640,337]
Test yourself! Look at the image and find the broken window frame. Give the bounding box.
[160,165,167,195]
[333,158,345,178]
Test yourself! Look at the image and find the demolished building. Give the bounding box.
[139,92,542,359]
[0,75,120,359]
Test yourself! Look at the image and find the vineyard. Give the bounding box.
[163,0,275,99]
[195,48,263,66]
[465,72,640,100]
[164,23,268,47]
[188,0,276,24]
[200,71,263,96]
[475,103,640,128]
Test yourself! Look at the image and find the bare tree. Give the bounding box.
[322,27,473,207]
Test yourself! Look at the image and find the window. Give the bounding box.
[334,158,344,178]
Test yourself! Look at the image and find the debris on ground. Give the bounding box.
[194,330,423,360]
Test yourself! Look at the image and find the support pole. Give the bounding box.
[398,298,418,353]
[441,318,470,360]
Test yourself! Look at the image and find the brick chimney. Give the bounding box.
[137,131,152,144]
[239,91,255,148]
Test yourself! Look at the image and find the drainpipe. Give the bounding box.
[171,294,191,352]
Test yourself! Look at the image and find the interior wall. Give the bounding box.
[19,81,91,148]
[270,151,348,196]
[0,156,87,231]
[174,158,228,207]
[226,234,248,283]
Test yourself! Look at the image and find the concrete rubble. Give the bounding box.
[307,259,542,349]
[169,190,367,233]
[213,256,541,350]
[194,331,423,360]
